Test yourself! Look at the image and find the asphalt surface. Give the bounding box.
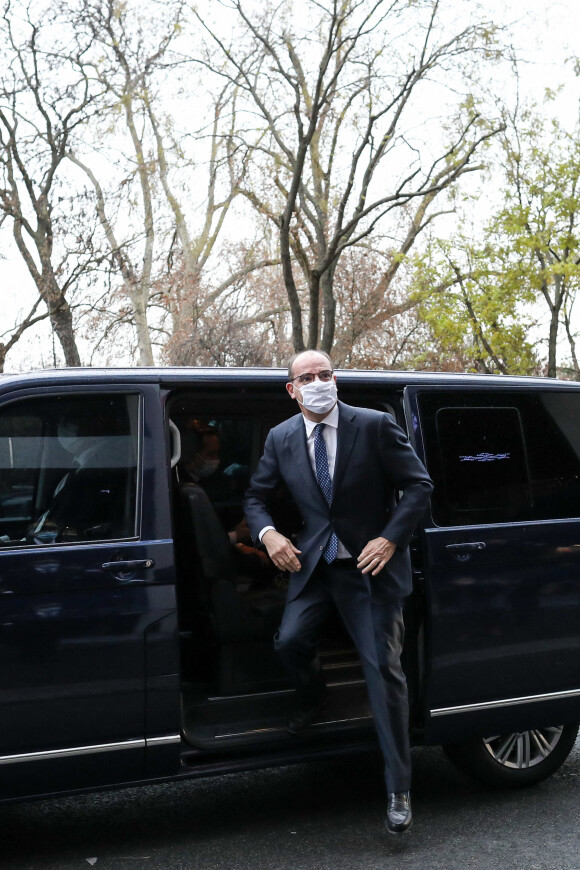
[1,738,579,870]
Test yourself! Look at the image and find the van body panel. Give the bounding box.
[0,367,579,800]
[404,384,580,742]
[0,383,181,798]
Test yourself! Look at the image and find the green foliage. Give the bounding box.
[406,108,580,377]
[408,238,539,374]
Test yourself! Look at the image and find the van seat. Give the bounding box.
[174,482,287,693]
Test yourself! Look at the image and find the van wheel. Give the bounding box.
[443,723,579,787]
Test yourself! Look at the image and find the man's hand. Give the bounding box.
[357,536,396,576]
[262,529,302,572]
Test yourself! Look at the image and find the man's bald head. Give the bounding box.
[287,350,333,381]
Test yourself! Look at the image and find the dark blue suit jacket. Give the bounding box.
[243,401,433,602]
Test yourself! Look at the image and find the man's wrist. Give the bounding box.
[258,525,276,543]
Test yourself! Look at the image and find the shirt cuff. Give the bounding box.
[258,525,276,542]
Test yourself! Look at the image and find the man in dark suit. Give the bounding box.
[243,350,433,834]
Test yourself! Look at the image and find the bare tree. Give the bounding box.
[163,237,291,365]
[196,0,504,354]
[0,0,101,366]
[65,0,189,365]
[0,295,49,371]
[67,0,279,365]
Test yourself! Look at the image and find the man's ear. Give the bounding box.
[286,382,296,400]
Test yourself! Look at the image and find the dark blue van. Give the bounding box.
[1,366,579,802]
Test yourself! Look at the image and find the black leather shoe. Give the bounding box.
[384,791,412,834]
[286,692,328,735]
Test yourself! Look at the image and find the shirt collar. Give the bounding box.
[303,401,340,438]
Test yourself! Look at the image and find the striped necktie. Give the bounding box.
[314,423,338,563]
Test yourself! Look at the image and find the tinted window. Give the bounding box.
[0,394,139,546]
[436,407,531,521]
[524,392,580,520]
[418,390,580,527]
[171,414,257,530]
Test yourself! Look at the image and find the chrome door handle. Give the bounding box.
[102,559,155,581]
[445,542,486,553]
[102,559,155,571]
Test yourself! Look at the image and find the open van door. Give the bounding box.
[404,384,580,747]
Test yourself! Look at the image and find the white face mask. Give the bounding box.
[59,436,86,455]
[57,423,89,456]
[296,379,338,414]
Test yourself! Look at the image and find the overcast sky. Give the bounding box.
[1,0,579,371]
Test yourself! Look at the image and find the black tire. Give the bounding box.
[443,722,579,788]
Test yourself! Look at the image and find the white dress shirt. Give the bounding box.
[259,402,350,559]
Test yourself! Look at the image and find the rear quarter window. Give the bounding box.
[418,390,580,527]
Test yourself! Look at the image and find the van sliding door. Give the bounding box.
[404,385,580,743]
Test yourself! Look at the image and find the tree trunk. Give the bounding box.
[280,212,305,352]
[546,273,565,379]
[563,307,580,380]
[132,291,155,366]
[49,297,82,366]
[308,270,320,349]
[39,261,82,367]
[320,266,336,353]
[547,306,559,379]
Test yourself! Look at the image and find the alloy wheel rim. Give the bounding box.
[483,725,564,769]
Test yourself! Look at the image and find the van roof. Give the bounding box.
[0,366,577,393]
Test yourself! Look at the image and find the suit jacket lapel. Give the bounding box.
[284,414,326,508]
[332,402,359,499]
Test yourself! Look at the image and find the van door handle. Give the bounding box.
[102,559,155,571]
[102,559,155,581]
[445,542,486,553]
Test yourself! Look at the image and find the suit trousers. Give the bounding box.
[274,560,411,793]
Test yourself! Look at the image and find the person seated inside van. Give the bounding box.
[177,421,274,587]
[28,404,135,545]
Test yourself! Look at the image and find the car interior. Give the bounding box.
[166,384,426,751]
[0,394,139,547]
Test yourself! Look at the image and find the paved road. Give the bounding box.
[1,738,579,870]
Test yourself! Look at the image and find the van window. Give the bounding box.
[0,394,139,546]
[419,390,580,527]
[435,406,531,523]
[522,392,580,521]
[171,415,256,526]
